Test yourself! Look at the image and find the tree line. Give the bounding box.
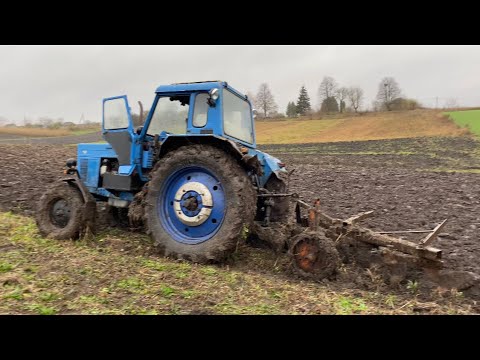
[250,76,420,119]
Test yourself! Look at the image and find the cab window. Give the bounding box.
[193,93,209,127]
[223,90,253,144]
[147,95,189,136]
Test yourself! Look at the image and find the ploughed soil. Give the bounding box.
[261,137,480,277]
[1,136,480,301]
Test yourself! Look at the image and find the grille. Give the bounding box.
[79,159,88,180]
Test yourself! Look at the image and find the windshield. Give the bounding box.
[223,90,254,144]
[147,95,190,136]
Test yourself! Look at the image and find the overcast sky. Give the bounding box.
[1,45,479,124]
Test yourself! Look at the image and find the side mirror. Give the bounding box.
[207,88,219,107]
[252,109,258,119]
[136,126,144,135]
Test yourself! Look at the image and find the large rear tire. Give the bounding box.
[36,182,88,240]
[145,145,256,263]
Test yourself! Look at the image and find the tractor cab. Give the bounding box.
[95,81,259,194]
[75,81,284,200]
[102,81,256,152]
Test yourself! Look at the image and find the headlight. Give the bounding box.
[209,88,219,101]
[66,158,77,168]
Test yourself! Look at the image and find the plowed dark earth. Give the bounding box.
[1,136,479,277]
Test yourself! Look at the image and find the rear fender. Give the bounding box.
[247,149,287,188]
[157,135,287,188]
[158,135,261,174]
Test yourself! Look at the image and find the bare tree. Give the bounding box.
[444,98,459,109]
[336,87,349,113]
[39,117,54,128]
[318,76,338,105]
[255,83,278,118]
[376,77,402,111]
[347,87,364,113]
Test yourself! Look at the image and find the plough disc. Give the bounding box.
[290,230,340,281]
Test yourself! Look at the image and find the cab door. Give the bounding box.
[102,96,135,173]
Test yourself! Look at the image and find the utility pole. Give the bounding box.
[384,83,389,110]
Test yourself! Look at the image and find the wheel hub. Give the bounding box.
[50,199,71,228]
[160,166,226,244]
[173,182,213,226]
[296,241,318,272]
[183,195,199,212]
[293,238,326,273]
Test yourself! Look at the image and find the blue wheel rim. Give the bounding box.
[158,166,226,244]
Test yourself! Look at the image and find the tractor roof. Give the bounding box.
[155,81,227,94]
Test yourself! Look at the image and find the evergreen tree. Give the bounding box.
[296,86,312,116]
[286,101,297,117]
[320,97,339,113]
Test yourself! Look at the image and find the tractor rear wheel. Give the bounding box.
[145,145,256,263]
[290,230,340,281]
[36,182,88,240]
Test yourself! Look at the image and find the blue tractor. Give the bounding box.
[36,81,292,263]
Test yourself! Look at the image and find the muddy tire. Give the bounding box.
[36,182,87,240]
[145,145,256,263]
[290,230,340,281]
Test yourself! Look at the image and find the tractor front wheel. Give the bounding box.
[36,182,89,240]
[145,145,256,263]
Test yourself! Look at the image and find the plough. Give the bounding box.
[253,197,448,282]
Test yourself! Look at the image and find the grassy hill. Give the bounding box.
[445,109,480,136]
[256,110,469,144]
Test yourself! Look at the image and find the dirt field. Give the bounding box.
[1,137,480,274]
[1,136,480,313]
[263,137,480,276]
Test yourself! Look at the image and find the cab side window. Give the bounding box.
[193,93,209,127]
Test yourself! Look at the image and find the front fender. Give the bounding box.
[61,177,96,205]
